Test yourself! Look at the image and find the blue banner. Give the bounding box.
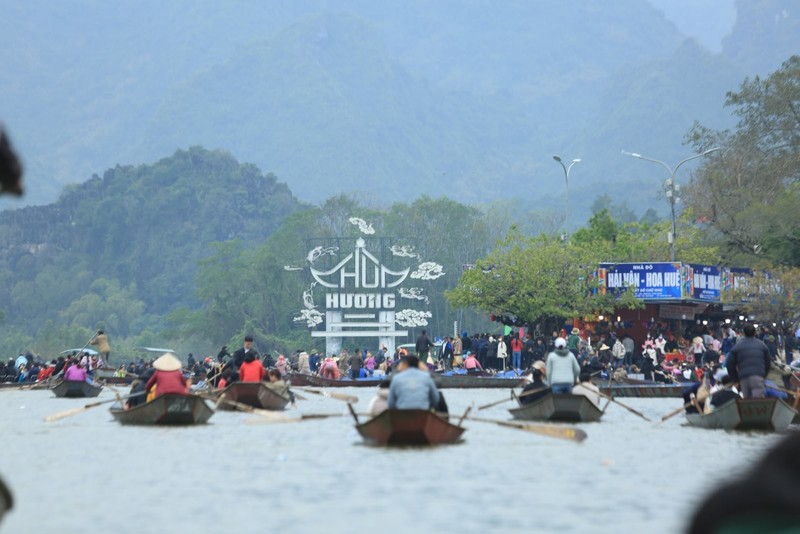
[598,262,682,300]
[687,264,721,301]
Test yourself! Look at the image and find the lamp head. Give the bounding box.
[553,155,562,162]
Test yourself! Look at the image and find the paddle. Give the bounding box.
[244,412,348,425]
[43,391,146,422]
[596,391,651,422]
[465,415,587,443]
[456,406,471,427]
[347,402,360,424]
[296,387,359,404]
[196,393,289,420]
[477,389,516,411]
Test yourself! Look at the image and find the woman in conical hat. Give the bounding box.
[145,353,189,399]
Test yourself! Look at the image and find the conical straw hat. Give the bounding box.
[153,353,182,372]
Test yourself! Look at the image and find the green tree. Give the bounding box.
[446,228,641,332]
[685,55,800,266]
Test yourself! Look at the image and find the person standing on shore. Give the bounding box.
[415,330,433,363]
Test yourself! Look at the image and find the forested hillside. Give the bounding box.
[0,148,302,352]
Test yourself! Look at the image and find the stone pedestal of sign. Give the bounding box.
[324,311,342,356]
[378,310,397,356]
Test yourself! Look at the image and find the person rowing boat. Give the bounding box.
[144,353,189,400]
[519,361,550,405]
[388,355,440,411]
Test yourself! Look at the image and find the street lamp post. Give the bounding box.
[621,147,720,261]
[552,155,580,237]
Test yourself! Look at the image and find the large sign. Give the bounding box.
[598,262,682,300]
[685,264,721,301]
[286,218,445,355]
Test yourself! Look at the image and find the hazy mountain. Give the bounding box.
[1,0,796,225]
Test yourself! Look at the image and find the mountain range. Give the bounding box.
[1,0,797,227]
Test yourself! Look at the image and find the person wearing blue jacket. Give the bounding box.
[388,355,440,410]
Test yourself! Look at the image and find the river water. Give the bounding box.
[0,387,791,534]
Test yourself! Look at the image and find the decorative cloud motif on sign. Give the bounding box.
[410,262,445,280]
[302,282,317,309]
[283,265,304,271]
[294,308,324,328]
[399,287,429,305]
[395,309,432,327]
[390,245,419,259]
[307,246,338,264]
[349,217,375,235]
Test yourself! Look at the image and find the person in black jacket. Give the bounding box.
[415,330,433,361]
[726,324,771,399]
[232,336,258,370]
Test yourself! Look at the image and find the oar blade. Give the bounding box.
[43,406,89,423]
[467,416,587,443]
[299,387,358,404]
[500,420,588,443]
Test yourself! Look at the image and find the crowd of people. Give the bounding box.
[6,320,799,415]
[1,350,106,384]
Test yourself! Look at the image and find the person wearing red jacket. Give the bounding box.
[145,353,189,398]
[511,336,524,371]
[238,352,265,382]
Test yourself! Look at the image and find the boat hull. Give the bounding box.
[509,394,603,423]
[686,398,797,432]
[289,372,525,389]
[52,379,103,398]
[356,409,465,446]
[110,394,214,425]
[598,383,687,398]
[216,382,290,411]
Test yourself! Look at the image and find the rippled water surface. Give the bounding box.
[0,387,791,534]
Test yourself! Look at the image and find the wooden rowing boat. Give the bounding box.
[355,409,465,446]
[52,379,103,398]
[288,373,381,388]
[598,382,687,398]
[94,368,133,385]
[434,373,527,389]
[288,372,525,389]
[215,381,290,411]
[109,393,214,425]
[509,393,603,423]
[0,474,12,524]
[685,398,797,432]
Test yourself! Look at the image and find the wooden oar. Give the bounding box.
[456,406,471,427]
[244,412,347,425]
[597,391,651,422]
[196,393,289,420]
[466,416,587,443]
[296,387,358,404]
[477,389,516,411]
[347,402,360,424]
[660,401,694,422]
[43,391,145,422]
